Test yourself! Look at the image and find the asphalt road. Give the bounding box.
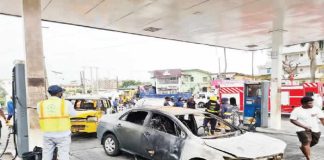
[1,118,323,160]
[70,131,324,160]
[70,134,141,160]
[69,116,324,160]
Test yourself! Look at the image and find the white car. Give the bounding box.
[195,92,212,108]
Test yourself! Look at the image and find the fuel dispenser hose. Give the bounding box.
[0,69,20,160]
[0,111,18,160]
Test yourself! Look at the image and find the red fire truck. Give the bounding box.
[281,82,324,113]
[215,81,323,113]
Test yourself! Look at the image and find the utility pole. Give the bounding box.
[43,56,48,98]
[224,48,227,74]
[95,67,99,93]
[252,51,255,80]
[90,67,93,94]
[116,76,119,92]
[218,58,221,79]
[80,71,86,94]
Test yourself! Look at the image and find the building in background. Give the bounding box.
[98,79,118,91]
[151,69,182,94]
[150,69,212,94]
[181,69,211,93]
[258,49,324,84]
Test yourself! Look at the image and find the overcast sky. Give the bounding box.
[0,15,270,84]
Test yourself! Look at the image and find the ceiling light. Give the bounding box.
[143,27,162,32]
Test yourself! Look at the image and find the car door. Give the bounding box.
[141,113,186,160]
[115,110,149,154]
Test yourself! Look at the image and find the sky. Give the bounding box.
[0,15,269,84]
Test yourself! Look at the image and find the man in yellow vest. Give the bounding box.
[37,85,76,160]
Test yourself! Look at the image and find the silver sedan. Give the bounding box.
[97,107,286,160]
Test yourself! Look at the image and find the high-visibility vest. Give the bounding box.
[38,98,71,132]
[207,102,220,113]
[224,112,232,116]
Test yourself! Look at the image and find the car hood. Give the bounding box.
[72,110,98,118]
[204,132,286,159]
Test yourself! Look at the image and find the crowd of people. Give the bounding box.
[163,95,240,134]
[163,96,196,109]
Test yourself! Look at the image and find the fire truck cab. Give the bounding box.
[214,81,324,114]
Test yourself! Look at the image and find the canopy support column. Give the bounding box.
[270,0,285,129]
[22,0,46,129]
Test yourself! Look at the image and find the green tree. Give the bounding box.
[121,80,141,88]
[0,85,7,105]
[0,85,7,98]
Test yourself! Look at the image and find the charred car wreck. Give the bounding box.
[97,107,286,160]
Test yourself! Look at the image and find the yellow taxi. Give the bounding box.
[66,95,111,133]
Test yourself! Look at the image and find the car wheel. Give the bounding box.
[103,134,120,156]
[198,102,204,108]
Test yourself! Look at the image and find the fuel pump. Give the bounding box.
[243,81,269,130]
[12,62,29,156]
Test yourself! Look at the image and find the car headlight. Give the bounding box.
[87,116,97,122]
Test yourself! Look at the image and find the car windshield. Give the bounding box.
[175,112,241,139]
[68,99,98,110]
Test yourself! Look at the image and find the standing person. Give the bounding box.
[0,102,8,140]
[113,98,119,113]
[6,96,14,120]
[175,97,184,107]
[163,97,171,106]
[290,96,324,160]
[37,85,76,160]
[187,97,196,109]
[169,96,176,106]
[203,96,220,135]
[221,98,233,119]
[229,97,240,126]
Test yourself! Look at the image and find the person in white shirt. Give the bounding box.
[290,96,324,160]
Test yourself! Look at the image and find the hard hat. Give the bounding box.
[210,96,217,101]
[221,97,229,103]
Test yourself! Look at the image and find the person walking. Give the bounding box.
[113,98,119,113]
[203,96,221,135]
[187,97,196,109]
[290,96,324,160]
[37,85,76,160]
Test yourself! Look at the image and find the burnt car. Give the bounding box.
[97,107,286,160]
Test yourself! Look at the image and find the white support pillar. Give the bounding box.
[22,0,46,129]
[270,0,285,129]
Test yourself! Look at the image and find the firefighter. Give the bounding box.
[203,96,221,135]
[221,98,234,120]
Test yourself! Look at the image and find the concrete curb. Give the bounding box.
[256,127,296,136]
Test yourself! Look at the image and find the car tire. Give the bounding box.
[198,102,205,108]
[103,134,120,156]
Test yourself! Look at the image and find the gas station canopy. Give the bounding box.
[1,0,324,50]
